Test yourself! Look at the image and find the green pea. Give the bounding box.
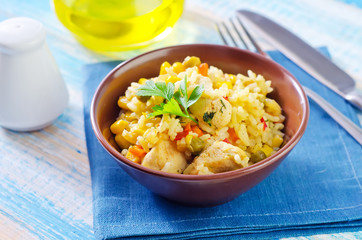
[250,150,267,163]
[137,95,151,102]
[188,137,205,155]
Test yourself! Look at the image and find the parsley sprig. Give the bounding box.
[136,76,204,123]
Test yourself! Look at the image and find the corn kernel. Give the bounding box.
[165,75,180,83]
[109,138,119,150]
[110,119,129,134]
[138,78,147,84]
[115,134,131,149]
[185,134,193,146]
[215,81,232,89]
[160,61,171,75]
[228,74,237,84]
[117,96,129,110]
[261,144,274,157]
[122,131,138,144]
[102,128,112,141]
[214,82,221,88]
[172,62,184,74]
[182,56,201,69]
[225,82,233,89]
[272,135,284,148]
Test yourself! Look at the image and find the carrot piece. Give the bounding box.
[198,63,208,76]
[128,145,147,158]
[223,138,231,144]
[184,123,192,132]
[227,128,239,142]
[175,123,192,141]
[175,130,188,141]
[191,125,203,137]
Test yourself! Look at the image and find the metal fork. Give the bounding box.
[216,16,362,145]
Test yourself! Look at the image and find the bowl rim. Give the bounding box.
[90,43,309,181]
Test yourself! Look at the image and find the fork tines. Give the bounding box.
[216,15,265,55]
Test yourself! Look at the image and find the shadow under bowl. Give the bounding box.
[90,44,309,207]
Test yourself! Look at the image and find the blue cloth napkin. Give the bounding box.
[83,49,362,240]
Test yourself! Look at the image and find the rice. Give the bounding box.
[110,56,285,175]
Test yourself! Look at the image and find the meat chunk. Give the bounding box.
[141,139,187,174]
[184,141,249,175]
[189,97,232,131]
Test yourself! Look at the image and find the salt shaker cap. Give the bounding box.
[0,17,46,54]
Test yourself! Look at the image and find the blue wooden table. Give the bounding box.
[0,0,361,239]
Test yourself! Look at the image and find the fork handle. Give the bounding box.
[303,86,362,145]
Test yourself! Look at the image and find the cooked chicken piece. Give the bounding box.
[189,97,232,131]
[185,141,249,175]
[141,139,187,174]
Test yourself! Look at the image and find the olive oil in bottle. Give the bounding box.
[53,0,184,51]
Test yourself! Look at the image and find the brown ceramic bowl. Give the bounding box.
[90,44,309,207]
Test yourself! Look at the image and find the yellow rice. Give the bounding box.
[111,56,285,175]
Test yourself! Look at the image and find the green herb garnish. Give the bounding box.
[136,76,204,123]
[203,111,215,126]
[137,80,174,101]
[150,98,188,118]
[220,99,226,113]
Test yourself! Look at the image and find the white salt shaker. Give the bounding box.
[0,17,68,131]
